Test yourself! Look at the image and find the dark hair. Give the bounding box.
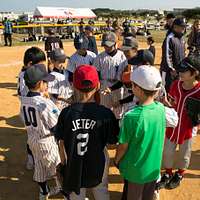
[188,67,200,81]
[133,82,157,97]
[78,80,95,93]
[25,82,38,90]
[23,47,46,66]
[166,13,175,19]
[147,36,155,44]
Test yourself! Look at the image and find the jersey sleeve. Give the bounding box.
[117,60,128,81]
[165,107,179,128]
[55,108,68,140]
[39,99,60,130]
[67,56,76,73]
[93,56,101,72]
[118,112,139,144]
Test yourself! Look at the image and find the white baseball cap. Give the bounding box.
[130,65,162,91]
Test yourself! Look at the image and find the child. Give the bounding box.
[48,48,73,110]
[157,56,200,190]
[20,64,61,200]
[84,25,98,55]
[188,19,200,56]
[17,46,47,170]
[66,34,96,82]
[44,28,63,71]
[147,36,156,60]
[115,65,166,200]
[56,65,119,200]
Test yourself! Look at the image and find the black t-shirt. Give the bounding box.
[56,102,119,194]
[44,36,63,56]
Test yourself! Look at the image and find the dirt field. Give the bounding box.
[0,41,199,200]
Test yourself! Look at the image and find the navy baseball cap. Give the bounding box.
[101,32,117,47]
[85,25,93,32]
[24,64,55,86]
[74,34,89,50]
[177,56,200,72]
[121,37,138,51]
[50,48,68,62]
[138,49,154,65]
[173,18,186,27]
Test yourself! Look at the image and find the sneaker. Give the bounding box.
[48,186,61,196]
[39,193,49,200]
[26,154,34,170]
[153,190,160,200]
[156,173,172,190]
[166,172,183,189]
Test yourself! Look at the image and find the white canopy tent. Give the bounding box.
[33,7,96,19]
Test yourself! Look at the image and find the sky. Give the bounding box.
[1,0,200,12]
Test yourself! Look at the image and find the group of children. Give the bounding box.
[17,29,200,200]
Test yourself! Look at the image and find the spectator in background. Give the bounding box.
[78,18,85,33]
[85,25,98,55]
[88,19,95,26]
[123,18,131,37]
[165,13,176,36]
[160,18,186,92]
[114,26,124,49]
[44,28,63,72]
[147,36,156,59]
[188,19,200,56]
[3,17,13,46]
[112,18,120,29]
[105,17,113,31]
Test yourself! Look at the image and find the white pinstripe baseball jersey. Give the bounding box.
[48,71,73,109]
[17,69,29,97]
[93,50,126,119]
[67,50,96,73]
[20,92,61,182]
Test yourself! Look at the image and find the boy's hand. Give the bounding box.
[101,87,111,95]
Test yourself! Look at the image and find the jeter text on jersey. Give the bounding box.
[72,119,96,131]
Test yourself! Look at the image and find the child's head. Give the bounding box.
[85,25,94,36]
[50,48,67,69]
[47,28,55,36]
[172,18,186,36]
[74,34,89,55]
[23,47,46,67]
[193,19,200,32]
[121,37,138,60]
[177,56,200,82]
[24,64,55,93]
[147,36,155,46]
[130,65,162,100]
[101,32,117,53]
[73,65,100,102]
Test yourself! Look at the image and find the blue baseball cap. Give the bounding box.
[74,34,89,50]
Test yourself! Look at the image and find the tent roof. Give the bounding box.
[33,7,96,19]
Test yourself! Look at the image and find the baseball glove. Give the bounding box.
[185,97,200,126]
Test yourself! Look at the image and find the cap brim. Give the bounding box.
[101,41,115,47]
[120,46,133,51]
[57,55,67,62]
[43,74,55,82]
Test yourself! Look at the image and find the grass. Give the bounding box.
[0,30,167,48]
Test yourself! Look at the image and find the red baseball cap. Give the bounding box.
[73,65,99,91]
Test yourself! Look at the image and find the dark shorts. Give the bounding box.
[121,179,156,200]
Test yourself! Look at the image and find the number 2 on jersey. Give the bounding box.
[77,133,89,156]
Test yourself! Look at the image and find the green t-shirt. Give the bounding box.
[119,102,166,184]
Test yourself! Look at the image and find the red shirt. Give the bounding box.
[166,80,200,144]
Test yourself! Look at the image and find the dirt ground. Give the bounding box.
[0,41,199,200]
